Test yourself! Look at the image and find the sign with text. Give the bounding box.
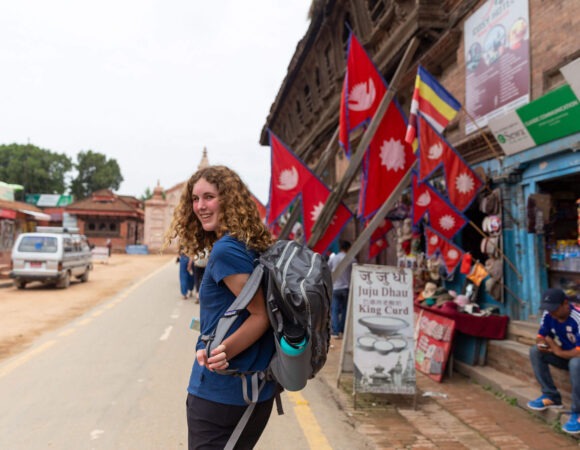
[414,309,456,383]
[464,0,530,133]
[352,264,415,395]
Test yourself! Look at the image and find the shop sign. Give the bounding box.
[561,58,580,101]
[489,84,580,155]
[415,309,456,383]
[25,194,73,207]
[0,208,17,219]
[352,264,416,395]
[464,0,530,133]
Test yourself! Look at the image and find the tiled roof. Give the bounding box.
[66,192,144,217]
[0,199,44,213]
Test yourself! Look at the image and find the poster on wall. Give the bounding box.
[352,264,415,395]
[415,309,456,383]
[464,0,530,134]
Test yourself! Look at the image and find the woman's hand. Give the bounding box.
[196,344,229,371]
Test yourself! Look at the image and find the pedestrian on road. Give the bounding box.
[177,248,195,299]
[328,240,354,339]
[192,249,208,304]
[165,165,276,450]
[527,288,580,434]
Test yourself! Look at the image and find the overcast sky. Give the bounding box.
[0,1,313,204]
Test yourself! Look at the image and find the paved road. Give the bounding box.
[0,260,371,450]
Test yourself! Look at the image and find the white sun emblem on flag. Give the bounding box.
[455,172,475,194]
[438,214,456,230]
[310,202,337,225]
[429,235,439,246]
[447,249,459,260]
[416,191,431,207]
[380,138,406,172]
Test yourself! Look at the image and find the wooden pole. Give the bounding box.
[332,163,416,282]
[307,37,420,247]
[278,128,340,239]
[469,220,522,280]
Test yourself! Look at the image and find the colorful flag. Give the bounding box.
[417,114,483,211]
[267,131,313,225]
[442,144,484,212]
[339,32,387,155]
[424,225,464,274]
[368,218,393,259]
[405,65,461,144]
[411,172,467,240]
[301,175,353,254]
[358,98,415,219]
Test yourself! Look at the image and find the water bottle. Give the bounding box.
[280,323,308,356]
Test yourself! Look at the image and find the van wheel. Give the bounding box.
[57,272,70,289]
[79,269,90,282]
[15,281,26,289]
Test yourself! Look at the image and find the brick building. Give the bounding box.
[261,0,580,320]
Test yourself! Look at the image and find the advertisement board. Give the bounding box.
[352,264,415,395]
[415,309,456,383]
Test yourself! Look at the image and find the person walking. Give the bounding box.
[191,250,208,304]
[327,240,354,339]
[165,165,276,450]
[527,288,580,434]
[177,248,195,299]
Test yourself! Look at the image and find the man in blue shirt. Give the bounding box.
[527,288,580,434]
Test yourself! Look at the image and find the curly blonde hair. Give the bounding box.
[164,165,273,258]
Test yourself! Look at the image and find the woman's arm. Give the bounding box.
[196,272,270,371]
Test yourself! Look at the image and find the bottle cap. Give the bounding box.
[280,336,307,356]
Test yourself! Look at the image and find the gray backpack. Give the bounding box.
[202,240,332,449]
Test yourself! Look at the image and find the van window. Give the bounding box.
[18,236,58,253]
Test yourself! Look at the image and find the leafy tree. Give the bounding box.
[0,143,72,198]
[70,150,123,200]
[140,187,153,201]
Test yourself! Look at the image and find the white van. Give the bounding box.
[10,227,93,289]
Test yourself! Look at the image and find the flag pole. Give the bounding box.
[277,128,339,239]
[332,163,416,282]
[468,220,522,280]
[307,36,420,248]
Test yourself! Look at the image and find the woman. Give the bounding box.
[165,165,276,449]
[177,248,195,299]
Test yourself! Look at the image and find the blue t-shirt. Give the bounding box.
[188,235,276,405]
[538,304,580,351]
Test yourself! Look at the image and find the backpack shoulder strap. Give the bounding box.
[203,263,265,357]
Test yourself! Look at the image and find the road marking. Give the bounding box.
[0,340,56,378]
[90,429,105,440]
[286,391,332,449]
[57,328,77,337]
[160,326,173,341]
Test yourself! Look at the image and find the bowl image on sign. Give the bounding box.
[359,316,409,337]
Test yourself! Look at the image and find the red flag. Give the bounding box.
[417,113,447,181]
[267,132,313,225]
[359,102,416,219]
[368,218,393,259]
[339,33,387,155]
[301,176,353,254]
[443,146,484,212]
[424,226,464,274]
[411,172,467,240]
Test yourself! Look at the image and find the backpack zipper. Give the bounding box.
[300,252,317,328]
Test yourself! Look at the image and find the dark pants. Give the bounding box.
[331,288,349,335]
[186,394,274,450]
[193,266,205,293]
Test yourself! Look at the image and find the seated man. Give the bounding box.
[527,288,580,434]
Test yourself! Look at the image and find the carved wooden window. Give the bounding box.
[324,44,334,81]
[304,84,313,114]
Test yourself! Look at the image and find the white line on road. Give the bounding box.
[160,326,173,341]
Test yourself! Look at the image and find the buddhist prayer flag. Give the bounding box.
[339,32,387,155]
[411,172,467,240]
[267,131,312,225]
[424,225,464,274]
[301,175,353,254]
[405,65,461,144]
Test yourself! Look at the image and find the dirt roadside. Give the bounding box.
[0,254,175,361]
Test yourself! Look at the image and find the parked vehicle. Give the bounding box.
[10,227,93,289]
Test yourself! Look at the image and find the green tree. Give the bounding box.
[70,150,123,200]
[0,143,72,198]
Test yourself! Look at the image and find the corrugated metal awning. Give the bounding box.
[19,209,51,221]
